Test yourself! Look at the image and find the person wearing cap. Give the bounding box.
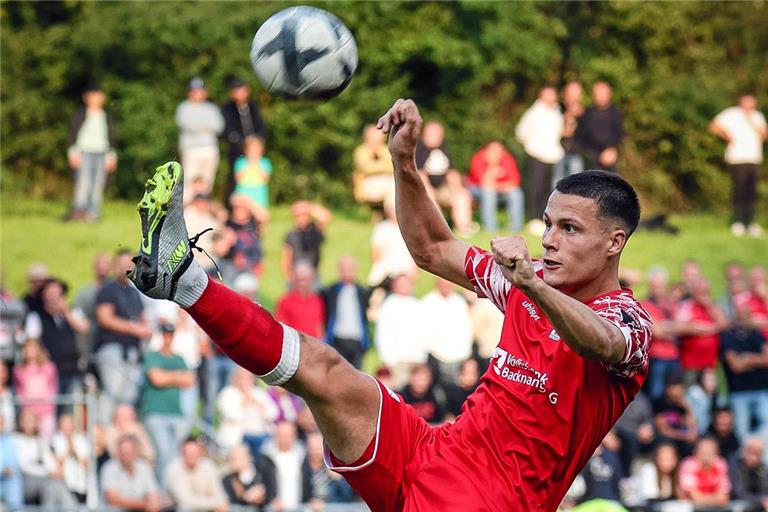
[23,262,49,314]
[67,82,117,222]
[141,321,194,479]
[175,77,225,202]
[221,77,267,201]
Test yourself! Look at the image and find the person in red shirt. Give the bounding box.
[467,141,524,232]
[675,277,729,378]
[127,99,652,512]
[743,265,768,339]
[275,262,325,338]
[678,436,731,506]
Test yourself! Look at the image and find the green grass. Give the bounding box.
[1,193,767,309]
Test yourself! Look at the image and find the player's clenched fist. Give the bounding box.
[377,99,422,160]
[490,236,537,290]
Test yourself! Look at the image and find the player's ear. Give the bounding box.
[606,228,627,257]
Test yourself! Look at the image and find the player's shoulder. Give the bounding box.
[588,289,653,326]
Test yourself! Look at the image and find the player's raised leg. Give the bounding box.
[127,161,378,463]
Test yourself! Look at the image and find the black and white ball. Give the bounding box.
[250,6,358,99]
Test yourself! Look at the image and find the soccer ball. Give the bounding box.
[250,6,358,99]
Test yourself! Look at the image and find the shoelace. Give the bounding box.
[188,228,223,281]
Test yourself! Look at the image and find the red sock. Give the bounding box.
[187,277,293,380]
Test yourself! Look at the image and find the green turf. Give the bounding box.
[1,193,766,309]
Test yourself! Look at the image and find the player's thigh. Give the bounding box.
[283,334,379,463]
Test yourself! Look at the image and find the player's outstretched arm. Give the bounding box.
[491,237,627,363]
[377,99,472,290]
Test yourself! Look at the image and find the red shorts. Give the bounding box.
[324,379,499,512]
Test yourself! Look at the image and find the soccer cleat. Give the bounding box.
[128,161,207,306]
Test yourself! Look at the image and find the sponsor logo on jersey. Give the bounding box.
[491,347,557,404]
[548,329,560,341]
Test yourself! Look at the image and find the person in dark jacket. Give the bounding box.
[221,77,268,201]
[729,437,768,511]
[66,82,117,221]
[302,432,358,507]
[222,444,277,511]
[575,81,624,173]
[321,256,370,370]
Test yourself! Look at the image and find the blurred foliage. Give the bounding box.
[2,1,767,211]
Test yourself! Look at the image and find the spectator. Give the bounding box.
[222,77,268,200]
[22,262,49,314]
[73,252,112,355]
[13,339,57,437]
[281,201,332,280]
[579,431,624,504]
[50,414,89,502]
[261,421,306,512]
[106,404,156,467]
[303,432,357,507]
[720,299,768,442]
[143,322,194,478]
[165,436,229,512]
[227,194,268,278]
[176,77,225,200]
[635,442,681,505]
[443,358,480,419]
[24,278,88,402]
[744,265,768,339]
[276,262,325,338]
[375,274,427,388]
[553,80,585,184]
[575,81,624,173]
[93,423,111,474]
[678,436,730,507]
[706,407,741,463]
[614,391,655,478]
[0,360,15,432]
[101,433,164,512]
[415,121,475,236]
[465,290,505,360]
[217,367,278,456]
[709,93,767,237]
[0,414,23,509]
[267,387,305,424]
[13,410,77,508]
[321,256,371,370]
[467,140,524,232]
[729,436,768,510]
[222,444,276,511]
[717,260,747,319]
[94,249,152,423]
[233,136,272,209]
[675,277,729,378]
[183,191,227,272]
[515,86,564,222]
[367,194,417,288]
[640,266,682,400]
[399,363,446,425]
[653,372,698,457]
[421,278,473,382]
[686,368,722,434]
[66,82,117,221]
[352,124,394,207]
[207,230,240,286]
[0,284,25,366]
[680,259,704,299]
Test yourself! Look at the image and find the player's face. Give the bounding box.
[541,192,625,295]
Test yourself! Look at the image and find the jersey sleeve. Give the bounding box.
[463,246,513,313]
[591,293,653,379]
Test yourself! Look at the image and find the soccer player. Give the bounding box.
[128,99,651,512]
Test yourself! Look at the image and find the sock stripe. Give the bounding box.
[260,324,301,386]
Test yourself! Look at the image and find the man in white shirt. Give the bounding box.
[260,421,307,511]
[101,433,164,512]
[515,86,565,224]
[710,93,768,238]
[375,274,426,388]
[421,278,473,383]
[164,436,229,512]
[368,196,417,287]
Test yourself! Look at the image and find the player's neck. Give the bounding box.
[566,273,623,303]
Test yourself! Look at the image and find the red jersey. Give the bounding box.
[735,292,768,340]
[275,291,325,338]
[675,299,720,370]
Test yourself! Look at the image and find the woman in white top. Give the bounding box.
[634,441,688,510]
[50,414,90,502]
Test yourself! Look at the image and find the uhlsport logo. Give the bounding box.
[522,300,540,321]
[166,240,187,274]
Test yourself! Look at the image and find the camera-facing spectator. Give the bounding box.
[443,358,480,419]
[744,265,768,339]
[13,339,58,437]
[233,136,272,209]
[282,201,332,280]
[101,433,164,512]
[303,432,357,509]
[635,441,681,504]
[678,436,730,507]
[399,363,446,425]
[184,190,227,272]
[686,368,722,434]
[367,194,417,288]
[23,262,49,315]
[553,80,585,183]
[261,421,307,512]
[73,252,111,354]
[106,404,156,467]
[706,407,741,463]
[217,367,278,455]
[66,82,117,222]
[165,436,229,512]
[352,124,394,207]
[729,436,768,510]
[575,81,624,173]
[653,373,698,458]
[176,77,225,201]
[50,414,90,502]
[226,194,268,278]
[222,443,276,511]
[276,262,325,339]
[467,140,524,232]
[578,430,624,504]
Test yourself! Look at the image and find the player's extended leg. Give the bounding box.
[128,162,379,463]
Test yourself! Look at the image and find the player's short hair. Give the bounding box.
[554,170,640,237]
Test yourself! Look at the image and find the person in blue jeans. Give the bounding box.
[467,141,524,232]
[142,323,194,479]
[721,300,768,443]
[67,82,117,221]
[0,415,23,509]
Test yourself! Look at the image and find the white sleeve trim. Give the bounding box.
[322,374,382,473]
[259,324,301,386]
